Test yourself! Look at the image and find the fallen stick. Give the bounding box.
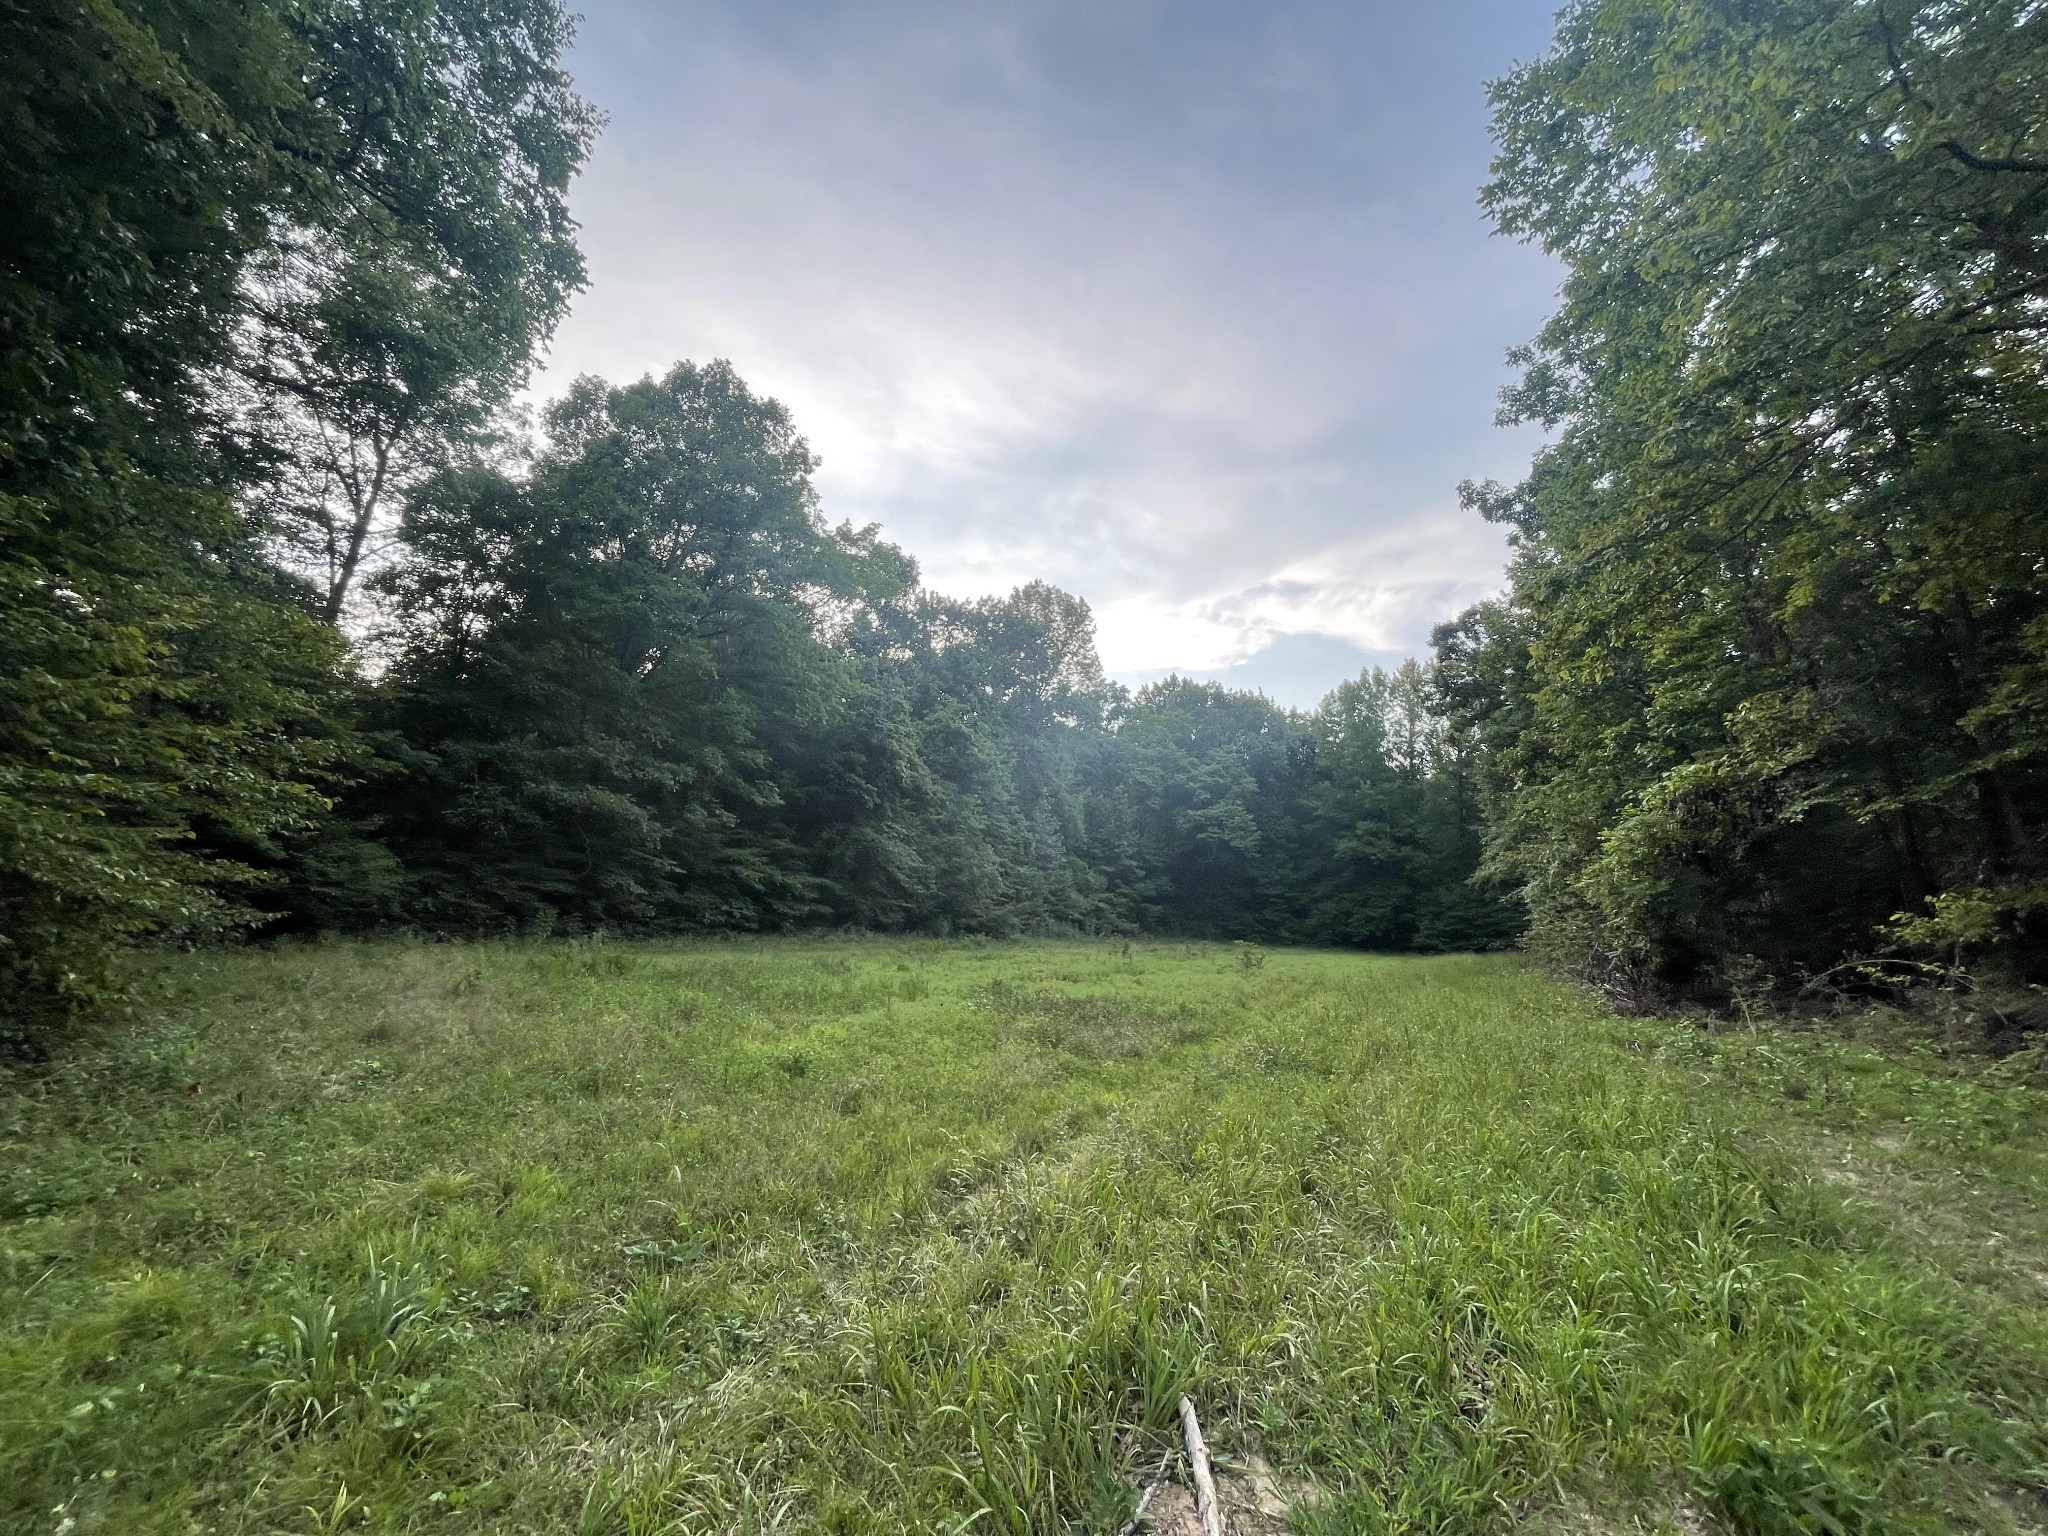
[1116,1443,1175,1536]
[1178,1396,1224,1536]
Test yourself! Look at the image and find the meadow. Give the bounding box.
[2,939,2046,1535]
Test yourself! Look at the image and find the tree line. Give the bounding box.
[1,0,1510,1043]
[6,0,2043,1042]
[312,359,1514,954]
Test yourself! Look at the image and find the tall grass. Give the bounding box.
[1,940,2044,1533]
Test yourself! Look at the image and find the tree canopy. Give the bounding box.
[338,362,1508,950]
[1439,0,2048,1000]
[0,0,596,1037]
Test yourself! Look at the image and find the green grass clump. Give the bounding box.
[2,940,2045,1534]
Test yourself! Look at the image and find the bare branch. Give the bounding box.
[1940,140,2048,175]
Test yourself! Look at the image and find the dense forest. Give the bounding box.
[4,0,2045,1041]
[1439,0,2048,1011]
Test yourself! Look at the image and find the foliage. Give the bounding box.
[1062,665,1516,949]
[4,939,2045,1532]
[1441,0,2048,998]
[1890,882,2048,959]
[4,0,1504,1026]
[340,357,1503,947]
[364,361,878,932]
[0,474,343,1040]
[237,0,600,620]
[813,579,1124,935]
[1301,661,1520,951]
[1,0,341,1037]
[0,0,595,1039]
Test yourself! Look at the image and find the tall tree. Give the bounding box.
[2,0,334,1036]
[238,0,599,622]
[1082,679,1311,936]
[0,0,595,1036]
[1446,0,2048,995]
[369,362,899,930]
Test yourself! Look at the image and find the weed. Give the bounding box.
[259,1247,438,1433]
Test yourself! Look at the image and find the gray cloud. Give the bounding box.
[535,0,1562,706]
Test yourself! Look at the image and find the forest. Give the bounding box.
[4,0,2046,1042]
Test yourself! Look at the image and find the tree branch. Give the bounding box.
[1941,140,2048,175]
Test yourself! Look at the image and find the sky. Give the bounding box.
[535,0,1565,708]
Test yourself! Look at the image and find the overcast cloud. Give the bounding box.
[536,0,1563,706]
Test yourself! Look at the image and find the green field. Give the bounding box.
[3,941,2046,1535]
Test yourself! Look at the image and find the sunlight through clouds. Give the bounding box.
[537,0,1562,704]
[1089,517,1511,683]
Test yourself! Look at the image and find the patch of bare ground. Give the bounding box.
[1517,1493,1722,1534]
[1128,1470,1729,1536]
[1816,1141,2048,1302]
[1133,1453,1314,1535]
[1988,1482,2048,1536]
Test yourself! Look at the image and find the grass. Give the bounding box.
[1,937,2045,1535]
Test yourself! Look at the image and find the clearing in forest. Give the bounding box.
[3,940,2046,1534]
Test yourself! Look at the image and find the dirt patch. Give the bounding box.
[1986,1481,2048,1536]
[1513,1491,1724,1534]
[1131,1454,1314,1535]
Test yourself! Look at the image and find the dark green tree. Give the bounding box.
[238,0,599,621]
[369,362,900,931]
[1081,679,1311,937]
[2,0,334,1035]
[1446,0,2048,996]
[0,0,595,1036]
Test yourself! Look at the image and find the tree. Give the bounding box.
[1081,679,1310,937]
[369,362,896,930]
[1285,661,1521,952]
[1449,0,2048,995]
[0,0,594,1037]
[238,0,599,622]
[892,583,1119,933]
[0,0,343,1037]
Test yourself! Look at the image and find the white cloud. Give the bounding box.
[1093,597,1263,673]
[1088,515,1511,675]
